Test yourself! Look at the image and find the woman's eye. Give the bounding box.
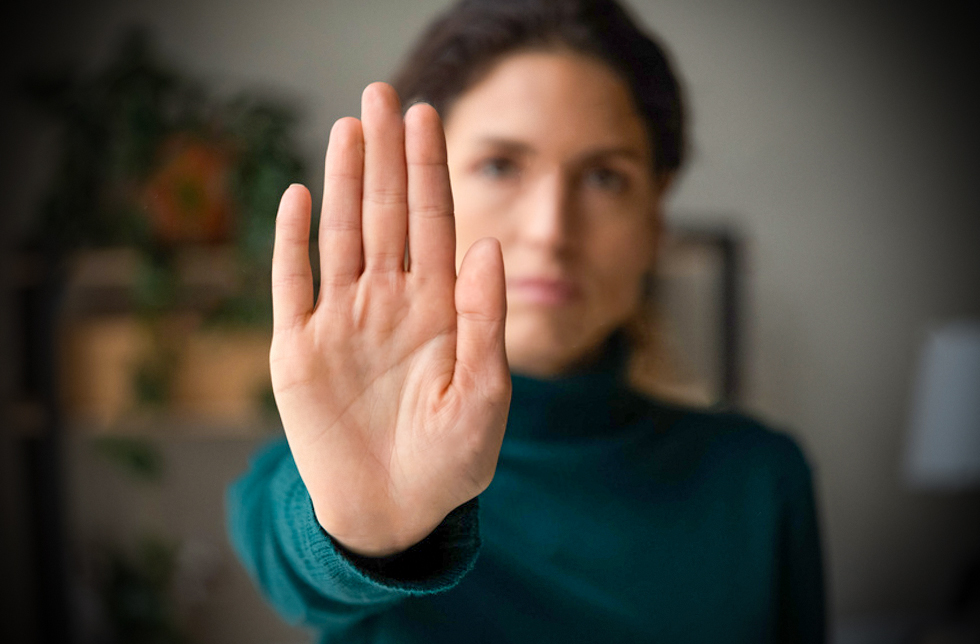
[478,157,519,179]
[583,167,627,193]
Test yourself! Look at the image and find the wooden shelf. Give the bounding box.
[66,413,282,441]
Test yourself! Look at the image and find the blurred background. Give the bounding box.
[1,1,978,643]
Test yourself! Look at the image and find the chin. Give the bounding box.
[504,312,606,377]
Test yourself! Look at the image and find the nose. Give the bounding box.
[518,170,576,253]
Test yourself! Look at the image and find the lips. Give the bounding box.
[506,277,580,306]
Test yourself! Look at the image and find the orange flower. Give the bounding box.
[142,135,235,244]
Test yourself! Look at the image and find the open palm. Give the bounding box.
[269,83,511,557]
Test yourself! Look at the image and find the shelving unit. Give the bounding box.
[52,246,277,439]
[6,251,76,644]
[5,247,281,643]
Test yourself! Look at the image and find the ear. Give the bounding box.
[656,171,677,196]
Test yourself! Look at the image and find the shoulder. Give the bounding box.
[705,408,811,469]
[700,406,817,501]
[631,392,816,489]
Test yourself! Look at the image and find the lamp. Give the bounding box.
[900,321,980,644]
[903,320,980,490]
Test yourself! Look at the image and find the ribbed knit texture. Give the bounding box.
[227,334,826,643]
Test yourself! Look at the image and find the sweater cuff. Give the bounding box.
[327,497,482,591]
[277,458,481,601]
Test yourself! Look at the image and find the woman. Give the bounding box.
[226,0,826,641]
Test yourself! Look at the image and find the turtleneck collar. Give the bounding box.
[505,330,642,441]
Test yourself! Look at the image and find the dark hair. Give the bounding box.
[391,0,686,178]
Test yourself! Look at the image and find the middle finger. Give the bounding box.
[360,82,408,275]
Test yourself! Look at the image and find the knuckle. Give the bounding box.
[318,216,360,233]
[364,186,407,206]
[318,272,359,289]
[364,251,407,274]
[324,166,361,183]
[409,200,451,220]
[272,272,309,291]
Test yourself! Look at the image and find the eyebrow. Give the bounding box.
[474,136,647,165]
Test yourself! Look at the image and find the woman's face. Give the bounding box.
[444,50,668,378]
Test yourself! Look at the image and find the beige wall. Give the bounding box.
[4,0,979,641]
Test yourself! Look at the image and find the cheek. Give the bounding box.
[586,229,653,311]
[450,178,514,265]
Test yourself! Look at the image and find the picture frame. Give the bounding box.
[635,222,742,409]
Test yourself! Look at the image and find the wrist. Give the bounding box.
[312,502,438,558]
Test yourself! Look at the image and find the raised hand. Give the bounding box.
[269,83,511,557]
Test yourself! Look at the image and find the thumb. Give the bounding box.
[454,237,509,395]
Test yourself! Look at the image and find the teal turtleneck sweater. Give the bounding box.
[226,335,826,643]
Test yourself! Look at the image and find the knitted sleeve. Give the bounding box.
[225,437,481,630]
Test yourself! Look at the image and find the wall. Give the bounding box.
[3,0,978,641]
